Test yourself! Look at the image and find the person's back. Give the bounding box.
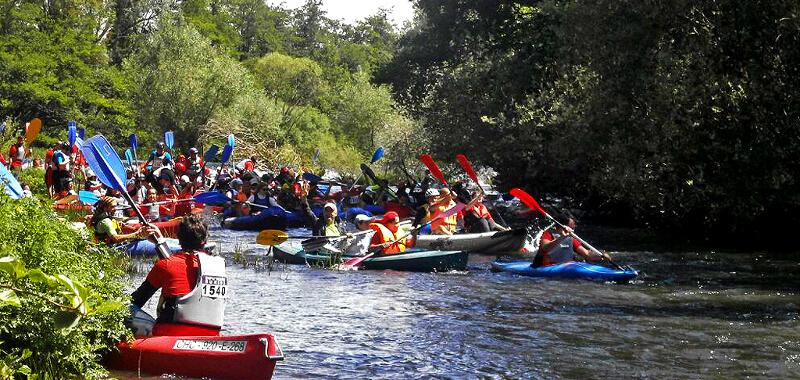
[130,215,226,336]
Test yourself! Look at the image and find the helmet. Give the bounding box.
[156,142,165,149]
[230,178,243,188]
[425,188,440,198]
[175,162,186,173]
[61,142,71,149]
[189,147,199,154]
[180,175,190,183]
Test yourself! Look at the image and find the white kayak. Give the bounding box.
[414,228,528,254]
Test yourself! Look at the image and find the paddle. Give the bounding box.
[349,146,385,190]
[78,127,85,140]
[359,163,398,200]
[420,154,447,185]
[203,144,219,163]
[312,148,320,164]
[340,202,466,269]
[25,118,42,145]
[124,149,135,172]
[165,131,174,151]
[0,121,6,134]
[79,190,196,208]
[302,172,322,183]
[68,121,77,147]
[509,188,621,269]
[0,162,24,199]
[80,135,169,258]
[129,133,138,166]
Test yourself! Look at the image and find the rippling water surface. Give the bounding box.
[124,226,800,379]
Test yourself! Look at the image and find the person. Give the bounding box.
[8,135,28,172]
[354,213,375,231]
[464,192,509,233]
[430,188,458,235]
[248,183,273,209]
[91,196,148,244]
[143,142,173,172]
[412,188,439,228]
[368,211,413,254]
[51,142,72,194]
[533,212,611,267]
[299,180,343,237]
[185,147,203,181]
[130,215,226,336]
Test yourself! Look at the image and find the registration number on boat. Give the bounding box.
[173,339,247,352]
[200,275,228,298]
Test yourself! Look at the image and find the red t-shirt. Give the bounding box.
[145,252,199,297]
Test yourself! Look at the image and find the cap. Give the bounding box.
[379,211,399,224]
[354,214,374,223]
[189,147,199,154]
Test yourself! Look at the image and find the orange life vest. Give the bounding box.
[369,222,406,254]
[430,202,458,235]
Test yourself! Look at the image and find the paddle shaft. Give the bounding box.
[539,209,622,270]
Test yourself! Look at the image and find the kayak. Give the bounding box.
[221,207,298,231]
[106,332,283,380]
[273,244,467,272]
[119,238,217,256]
[272,243,355,266]
[362,249,467,272]
[415,228,528,254]
[490,261,638,282]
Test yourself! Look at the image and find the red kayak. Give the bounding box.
[106,329,283,380]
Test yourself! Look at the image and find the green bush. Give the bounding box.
[0,194,129,378]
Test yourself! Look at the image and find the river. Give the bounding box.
[121,226,800,379]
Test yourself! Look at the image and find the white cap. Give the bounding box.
[425,188,440,198]
[354,214,374,223]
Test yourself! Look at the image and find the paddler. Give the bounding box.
[533,212,611,267]
[90,196,149,244]
[299,181,344,236]
[368,211,413,254]
[130,215,226,336]
[430,188,459,235]
[8,135,29,173]
[464,192,509,233]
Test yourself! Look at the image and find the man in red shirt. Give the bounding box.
[131,215,226,336]
[8,135,28,171]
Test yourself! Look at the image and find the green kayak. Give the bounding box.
[272,243,467,272]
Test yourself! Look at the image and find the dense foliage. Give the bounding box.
[0,0,419,175]
[0,175,129,378]
[380,0,800,240]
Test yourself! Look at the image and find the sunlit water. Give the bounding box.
[120,226,800,379]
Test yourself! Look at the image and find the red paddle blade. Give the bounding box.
[456,154,479,184]
[420,154,447,185]
[510,188,545,215]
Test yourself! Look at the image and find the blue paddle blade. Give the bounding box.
[124,149,134,166]
[227,134,235,149]
[302,172,322,183]
[371,146,384,164]
[194,191,232,205]
[221,144,233,164]
[129,133,137,150]
[74,137,83,148]
[165,131,174,149]
[68,124,77,146]
[203,144,219,162]
[0,162,23,199]
[0,122,6,134]
[80,135,127,192]
[78,190,100,204]
[78,127,85,140]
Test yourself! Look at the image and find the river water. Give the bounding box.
[123,226,800,379]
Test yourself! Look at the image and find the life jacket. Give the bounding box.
[52,150,70,171]
[369,222,406,254]
[187,156,202,175]
[430,202,458,235]
[251,193,271,207]
[538,231,575,266]
[11,143,25,162]
[150,150,171,170]
[92,214,120,244]
[171,252,227,329]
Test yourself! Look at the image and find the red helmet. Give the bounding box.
[175,162,187,173]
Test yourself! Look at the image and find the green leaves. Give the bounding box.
[0,289,20,308]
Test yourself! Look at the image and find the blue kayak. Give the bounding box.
[119,239,217,256]
[490,261,638,282]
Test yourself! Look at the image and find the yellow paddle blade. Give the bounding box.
[26,118,42,145]
[256,229,288,246]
